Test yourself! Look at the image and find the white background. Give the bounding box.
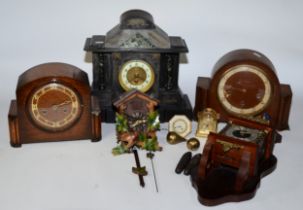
[0,0,303,209]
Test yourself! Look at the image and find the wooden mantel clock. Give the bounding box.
[84,9,192,122]
[194,49,292,130]
[8,63,101,147]
[191,117,281,206]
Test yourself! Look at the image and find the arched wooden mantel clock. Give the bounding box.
[8,63,101,147]
[84,9,193,122]
[194,49,292,130]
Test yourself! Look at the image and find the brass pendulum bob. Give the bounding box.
[186,138,200,151]
[166,132,187,144]
[166,132,200,151]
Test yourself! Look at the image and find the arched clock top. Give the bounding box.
[16,62,89,92]
[211,49,278,82]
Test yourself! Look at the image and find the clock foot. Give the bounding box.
[10,142,22,148]
[91,138,101,142]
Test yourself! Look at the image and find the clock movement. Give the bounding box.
[194,49,292,130]
[8,63,101,147]
[84,9,192,122]
[191,117,281,206]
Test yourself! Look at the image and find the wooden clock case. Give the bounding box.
[84,9,192,122]
[191,117,280,206]
[194,49,292,130]
[8,63,101,147]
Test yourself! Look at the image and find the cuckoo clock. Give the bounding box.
[112,90,162,189]
[112,90,161,153]
[8,63,101,147]
[194,49,292,130]
[84,9,192,122]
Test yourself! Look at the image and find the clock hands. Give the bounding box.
[38,100,72,114]
[224,87,247,96]
[174,125,185,131]
[129,119,147,128]
[52,100,72,111]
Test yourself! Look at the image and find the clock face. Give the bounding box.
[169,115,192,137]
[217,65,272,116]
[29,83,82,131]
[127,111,148,132]
[118,60,155,93]
[196,108,217,138]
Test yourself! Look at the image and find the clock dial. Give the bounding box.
[29,83,81,131]
[173,120,187,133]
[196,108,218,138]
[217,65,272,116]
[118,60,155,92]
[169,115,192,137]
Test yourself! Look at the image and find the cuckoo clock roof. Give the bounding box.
[113,90,159,110]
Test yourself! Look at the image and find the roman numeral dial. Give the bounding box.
[29,83,81,131]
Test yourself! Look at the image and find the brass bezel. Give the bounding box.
[118,59,155,93]
[28,83,82,132]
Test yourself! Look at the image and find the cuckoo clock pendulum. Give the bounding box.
[112,90,162,190]
[84,9,193,122]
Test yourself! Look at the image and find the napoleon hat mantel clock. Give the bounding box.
[194,49,292,130]
[84,9,192,122]
[8,63,101,147]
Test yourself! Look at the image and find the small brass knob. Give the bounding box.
[186,138,200,151]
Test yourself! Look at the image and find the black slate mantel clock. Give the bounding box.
[84,9,192,122]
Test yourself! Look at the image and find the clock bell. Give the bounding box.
[84,9,193,122]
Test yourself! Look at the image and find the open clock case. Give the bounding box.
[190,117,281,206]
